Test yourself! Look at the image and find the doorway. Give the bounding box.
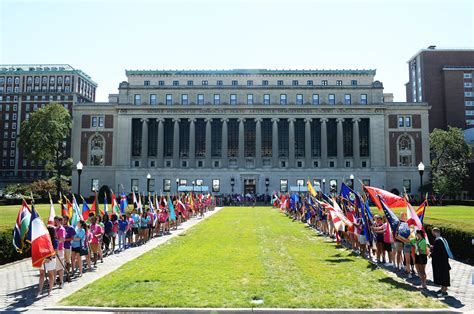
[244,178,256,194]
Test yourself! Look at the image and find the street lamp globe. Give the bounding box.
[349,174,354,180]
[418,162,425,173]
[147,173,151,179]
[76,161,83,171]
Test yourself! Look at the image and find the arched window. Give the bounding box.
[397,134,414,166]
[89,134,105,166]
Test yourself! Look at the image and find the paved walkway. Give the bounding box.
[0,207,223,312]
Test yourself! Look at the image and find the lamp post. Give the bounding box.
[418,162,425,203]
[147,173,151,194]
[192,180,195,195]
[298,181,301,193]
[350,174,355,189]
[76,161,83,197]
[176,178,179,194]
[322,178,326,194]
[230,177,235,193]
[265,178,269,204]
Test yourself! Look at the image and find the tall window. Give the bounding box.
[227,119,239,157]
[359,118,370,157]
[247,94,253,105]
[134,94,141,105]
[328,94,335,105]
[195,119,206,157]
[344,94,351,105]
[261,119,272,157]
[312,94,319,105]
[181,94,188,105]
[131,119,142,156]
[327,119,337,157]
[263,94,270,105]
[197,94,204,105]
[244,120,256,157]
[211,120,222,157]
[166,94,172,105]
[214,94,220,105]
[148,120,158,157]
[296,94,303,105]
[280,94,287,105]
[278,119,289,157]
[163,119,174,157]
[179,120,189,157]
[294,119,305,157]
[311,120,321,157]
[150,94,157,105]
[89,135,105,166]
[230,94,237,105]
[360,94,367,104]
[398,134,413,166]
[343,120,353,157]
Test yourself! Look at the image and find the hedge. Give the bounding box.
[442,200,474,206]
[0,228,30,265]
[424,224,474,265]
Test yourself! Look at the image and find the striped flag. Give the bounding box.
[47,193,55,226]
[26,205,55,268]
[13,200,31,253]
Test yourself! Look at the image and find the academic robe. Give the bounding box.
[431,237,451,287]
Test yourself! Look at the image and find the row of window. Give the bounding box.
[91,116,105,128]
[3,131,16,139]
[0,95,72,102]
[144,79,360,87]
[2,113,17,121]
[0,76,72,85]
[0,103,69,113]
[134,93,369,106]
[0,86,72,93]
[3,122,17,130]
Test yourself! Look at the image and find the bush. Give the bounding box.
[424,224,474,265]
[442,200,474,206]
[0,228,30,265]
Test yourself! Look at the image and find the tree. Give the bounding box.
[19,103,72,197]
[430,127,472,198]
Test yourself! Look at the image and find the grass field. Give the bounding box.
[0,203,51,232]
[60,206,443,308]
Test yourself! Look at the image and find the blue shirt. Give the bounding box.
[118,219,128,232]
[72,227,85,248]
[132,214,140,228]
[140,216,149,228]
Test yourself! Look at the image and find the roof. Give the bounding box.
[407,47,474,63]
[125,69,377,76]
[0,64,97,86]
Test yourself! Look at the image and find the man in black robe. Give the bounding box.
[430,227,452,297]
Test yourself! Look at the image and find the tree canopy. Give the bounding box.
[430,127,472,197]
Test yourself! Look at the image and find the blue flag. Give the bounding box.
[120,193,128,215]
[377,194,400,237]
[168,196,176,221]
[340,183,356,205]
[290,193,299,210]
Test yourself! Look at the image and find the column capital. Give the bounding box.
[336,118,345,123]
[320,118,328,123]
[140,118,149,123]
[205,117,213,123]
[352,118,361,123]
[237,117,246,123]
[172,118,181,123]
[271,118,280,123]
[254,117,263,123]
[188,118,196,123]
[157,118,165,123]
[220,118,229,123]
[288,118,296,123]
[304,118,313,123]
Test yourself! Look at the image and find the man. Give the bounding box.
[89,216,103,267]
[131,209,140,245]
[430,227,452,297]
[62,215,76,274]
[54,216,65,288]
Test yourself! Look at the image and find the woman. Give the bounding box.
[412,229,428,289]
[37,226,57,297]
[102,214,111,255]
[371,216,385,264]
[118,214,128,251]
[71,220,87,277]
[140,210,149,242]
[110,214,118,253]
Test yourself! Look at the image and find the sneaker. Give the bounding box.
[408,273,413,279]
[384,263,392,267]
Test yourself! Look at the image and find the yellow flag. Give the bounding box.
[307,180,317,197]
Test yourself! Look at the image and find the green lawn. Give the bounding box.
[0,203,51,232]
[60,206,443,308]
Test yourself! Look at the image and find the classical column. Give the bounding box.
[288,118,295,168]
[336,118,344,167]
[238,118,245,168]
[221,118,228,168]
[140,118,149,168]
[255,118,262,168]
[205,118,212,168]
[172,118,180,168]
[272,118,279,167]
[157,118,164,168]
[320,118,328,168]
[352,118,361,168]
[189,118,196,168]
[305,118,312,168]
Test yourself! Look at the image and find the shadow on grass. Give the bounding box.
[325,258,353,263]
[379,277,419,292]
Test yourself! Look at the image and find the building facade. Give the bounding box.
[72,69,430,196]
[0,64,97,189]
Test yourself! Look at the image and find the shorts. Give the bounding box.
[415,253,427,265]
[90,243,100,254]
[55,250,65,270]
[376,233,384,243]
[358,235,367,245]
[132,227,139,234]
[394,241,403,251]
[383,242,392,252]
[64,248,72,264]
[126,229,133,237]
[403,243,413,254]
[44,257,56,272]
[109,232,117,237]
[71,247,81,253]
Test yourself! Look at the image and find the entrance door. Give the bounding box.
[244,178,256,194]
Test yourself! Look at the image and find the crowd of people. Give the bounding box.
[36,193,216,297]
[276,185,453,298]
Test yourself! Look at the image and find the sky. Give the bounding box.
[1,0,473,102]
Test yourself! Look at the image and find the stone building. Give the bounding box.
[72,69,430,196]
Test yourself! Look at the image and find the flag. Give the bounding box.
[416,200,427,223]
[13,200,31,253]
[120,192,128,215]
[71,195,81,226]
[110,189,120,215]
[82,198,91,220]
[64,195,73,219]
[364,186,406,210]
[356,193,372,242]
[377,194,400,238]
[59,192,67,217]
[331,199,353,227]
[137,192,142,213]
[307,180,317,197]
[26,205,55,268]
[104,192,109,217]
[290,193,299,210]
[90,191,102,217]
[48,193,55,226]
[177,198,187,219]
[168,196,176,221]
[340,182,356,205]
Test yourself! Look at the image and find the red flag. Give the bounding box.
[26,205,55,268]
[364,186,406,210]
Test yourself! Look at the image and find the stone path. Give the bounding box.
[0,207,223,312]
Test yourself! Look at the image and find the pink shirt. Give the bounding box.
[383,223,393,243]
[89,224,103,244]
[55,226,65,250]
